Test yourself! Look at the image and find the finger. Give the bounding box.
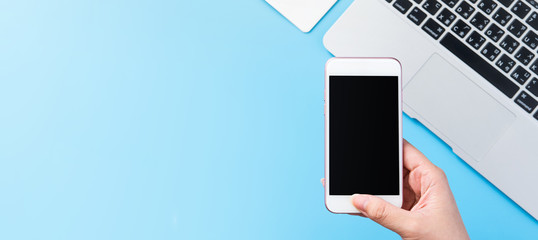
[351,194,413,234]
[321,178,325,188]
[401,168,417,211]
[403,139,435,171]
[402,182,417,211]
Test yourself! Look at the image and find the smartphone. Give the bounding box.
[324,57,403,214]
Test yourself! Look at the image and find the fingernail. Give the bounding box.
[351,194,369,211]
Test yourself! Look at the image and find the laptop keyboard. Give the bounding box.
[386,0,538,120]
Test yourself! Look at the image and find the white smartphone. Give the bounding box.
[324,57,403,214]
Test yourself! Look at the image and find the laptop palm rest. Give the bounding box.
[404,54,516,161]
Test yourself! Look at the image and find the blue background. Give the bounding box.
[0,0,536,239]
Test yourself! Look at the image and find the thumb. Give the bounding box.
[351,194,412,234]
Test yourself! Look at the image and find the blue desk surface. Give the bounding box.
[1,0,536,239]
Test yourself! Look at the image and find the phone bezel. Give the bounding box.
[324,57,403,214]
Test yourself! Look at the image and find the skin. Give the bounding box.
[323,139,470,240]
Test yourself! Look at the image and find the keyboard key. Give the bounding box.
[515,46,535,65]
[387,0,395,3]
[441,33,520,97]
[467,31,487,49]
[500,35,520,53]
[498,0,515,7]
[469,0,478,3]
[522,31,538,49]
[534,111,538,120]
[408,7,428,25]
[470,12,490,30]
[438,8,458,26]
[413,0,423,3]
[423,0,443,15]
[394,0,413,14]
[515,91,538,112]
[451,20,471,38]
[485,23,505,42]
[512,1,531,19]
[508,19,528,37]
[525,0,538,9]
[496,54,517,72]
[478,0,498,15]
[482,42,502,61]
[511,66,532,84]
[529,58,538,74]
[527,12,538,30]
[441,0,460,8]
[456,1,475,19]
[422,18,445,39]
[493,8,513,26]
[526,77,538,96]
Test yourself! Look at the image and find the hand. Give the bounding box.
[322,139,469,240]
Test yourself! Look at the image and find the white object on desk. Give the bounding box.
[265,0,337,33]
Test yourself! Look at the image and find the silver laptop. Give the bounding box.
[323,0,538,219]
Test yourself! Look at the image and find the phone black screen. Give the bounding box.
[329,75,399,195]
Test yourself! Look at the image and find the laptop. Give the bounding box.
[323,0,538,219]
